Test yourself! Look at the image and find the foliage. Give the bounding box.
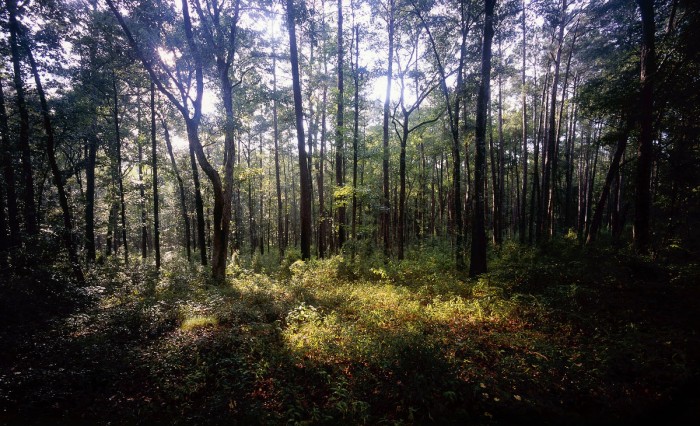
[2,242,699,424]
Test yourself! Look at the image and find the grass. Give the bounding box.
[1,240,699,424]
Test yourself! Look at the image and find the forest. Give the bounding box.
[0,0,699,424]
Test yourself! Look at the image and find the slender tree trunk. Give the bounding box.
[541,0,567,241]
[150,83,161,269]
[420,0,469,268]
[335,0,346,251]
[272,54,284,257]
[138,102,148,260]
[352,24,360,243]
[189,139,207,265]
[564,74,580,229]
[520,0,528,244]
[27,43,84,283]
[470,0,496,277]
[112,76,129,265]
[587,120,631,244]
[0,76,20,251]
[398,116,409,260]
[382,0,395,259]
[287,0,312,260]
[494,41,505,246]
[634,0,655,253]
[163,120,191,261]
[6,0,37,236]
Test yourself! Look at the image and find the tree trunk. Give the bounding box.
[0,76,20,251]
[189,141,207,265]
[112,76,129,265]
[272,53,284,257]
[634,0,655,253]
[520,0,528,244]
[470,0,496,277]
[420,0,471,268]
[587,120,631,244]
[163,120,191,261]
[138,101,148,260]
[336,0,346,251]
[287,0,312,260]
[540,0,567,241]
[352,25,360,244]
[382,0,395,260]
[151,83,161,269]
[27,42,84,283]
[6,0,37,236]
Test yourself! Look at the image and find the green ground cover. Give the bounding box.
[1,241,699,424]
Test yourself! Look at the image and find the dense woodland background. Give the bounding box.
[1,0,699,424]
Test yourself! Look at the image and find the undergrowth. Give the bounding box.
[1,240,698,425]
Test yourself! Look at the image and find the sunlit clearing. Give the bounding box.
[181,315,218,331]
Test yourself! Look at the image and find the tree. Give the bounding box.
[417,0,474,269]
[519,0,528,243]
[335,0,346,251]
[633,0,655,253]
[0,76,20,254]
[107,0,229,279]
[151,82,161,269]
[539,0,567,242]
[391,21,441,260]
[5,0,37,236]
[287,0,313,260]
[381,0,395,259]
[24,20,85,283]
[470,0,496,277]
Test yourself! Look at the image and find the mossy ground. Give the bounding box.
[1,240,699,425]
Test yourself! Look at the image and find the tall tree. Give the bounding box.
[107,0,228,279]
[0,76,20,252]
[151,82,161,269]
[287,0,312,260]
[519,0,528,243]
[5,0,37,236]
[418,0,473,268]
[540,0,567,241]
[112,74,129,265]
[634,0,655,253]
[25,27,84,283]
[192,0,242,273]
[382,0,395,259]
[162,119,191,261]
[335,0,346,250]
[470,0,496,277]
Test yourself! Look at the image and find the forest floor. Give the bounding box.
[1,239,699,425]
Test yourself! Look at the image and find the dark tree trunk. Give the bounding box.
[470,0,496,277]
[189,140,207,265]
[163,120,191,262]
[0,76,20,251]
[151,83,161,269]
[587,120,632,244]
[336,0,346,251]
[352,25,360,244]
[272,54,284,257]
[85,131,97,263]
[520,0,528,244]
[138,102,148,260]
[112,76,129,265]
[382,0,395,260]
[420,0,471,268]
[540,0,567,241]
[6,0,37,236]
[287,0,312,260]
[634,0,655,253]
[27,42,84,283]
